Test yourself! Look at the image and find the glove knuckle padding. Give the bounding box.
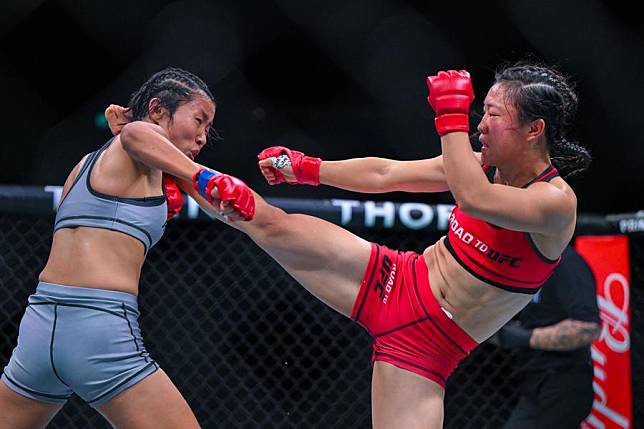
[220,176,254,220]
[257,146,289,184]
[426,69,475,136]
[257,145,321,186]
[258,146,287,160]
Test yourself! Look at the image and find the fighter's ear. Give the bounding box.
[147,98,168,124]
[526,118,546,143]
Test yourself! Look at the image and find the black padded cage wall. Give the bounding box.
[1,189,642,428]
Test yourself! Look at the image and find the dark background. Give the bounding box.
[1,0,643,213]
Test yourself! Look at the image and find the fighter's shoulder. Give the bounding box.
[530,176,576,205]
[548,176,576,207]
[67,153,92,181]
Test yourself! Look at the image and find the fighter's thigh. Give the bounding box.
[0,381,62,429]
[258,213,373,317]
[371,361,445,429]
[96,369,200,429]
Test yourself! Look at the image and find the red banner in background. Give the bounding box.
[576,236,632,429]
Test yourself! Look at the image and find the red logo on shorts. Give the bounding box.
[374,255,397,304]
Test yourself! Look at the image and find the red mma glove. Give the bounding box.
[426,70,475,136]
[193,168,255,221]
[163,174,184,220]
[257,146,321,186]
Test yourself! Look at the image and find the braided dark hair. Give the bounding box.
[494,61,591,178]
[129,67,219,143]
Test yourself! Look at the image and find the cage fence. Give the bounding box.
[0,210,641,429]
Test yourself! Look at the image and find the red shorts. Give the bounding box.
[351,243,479,388]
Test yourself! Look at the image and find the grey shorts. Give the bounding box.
[1,282,159,407]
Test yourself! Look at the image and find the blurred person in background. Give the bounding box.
[497,245,601,429]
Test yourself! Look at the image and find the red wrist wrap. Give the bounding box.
[434,113,470,136]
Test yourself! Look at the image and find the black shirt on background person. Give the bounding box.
[498,245,601,429]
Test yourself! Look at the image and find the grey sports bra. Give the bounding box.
[54,139,167,254]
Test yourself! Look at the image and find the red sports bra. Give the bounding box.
[444,165,561,294]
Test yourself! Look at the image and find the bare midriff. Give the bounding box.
[423,236,533,343]
[39,227,145,295]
